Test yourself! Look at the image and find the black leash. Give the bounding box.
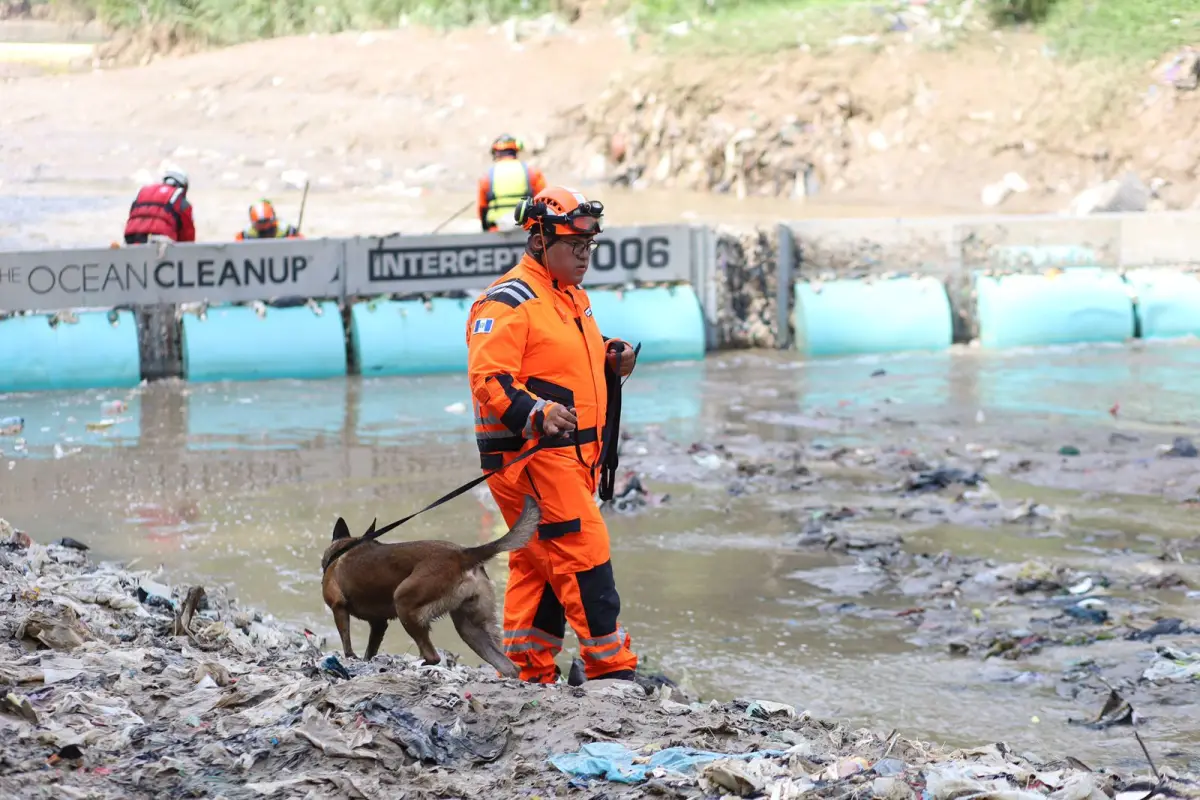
[365,439,550,542]
[324,340,642,573]
[323,439,550,574]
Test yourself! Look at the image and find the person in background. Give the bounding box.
[124,170,195,245]
[477,134,546,233]
[234,199,302,240]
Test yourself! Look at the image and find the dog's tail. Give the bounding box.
[461,495,541,569]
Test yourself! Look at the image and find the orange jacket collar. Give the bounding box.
[518,252,556,288]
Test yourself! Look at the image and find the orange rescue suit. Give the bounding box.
[465,253,638,683]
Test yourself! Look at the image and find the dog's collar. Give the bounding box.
[322,537,370,575]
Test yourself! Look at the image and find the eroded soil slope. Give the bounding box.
[2,17,1200,238]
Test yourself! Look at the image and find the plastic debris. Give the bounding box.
[1141,646,1200,683]
[548,741,787,784]
[904,467,984,493]
[1165,437,1199,458]
[2,532,1197,800]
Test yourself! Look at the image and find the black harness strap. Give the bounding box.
[597,341,640,503]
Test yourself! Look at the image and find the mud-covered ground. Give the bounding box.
[604,411,1200,771]
[2,533,1197,800]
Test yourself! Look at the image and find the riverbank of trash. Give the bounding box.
[2,525,1197,799]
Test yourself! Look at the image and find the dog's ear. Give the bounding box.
[332,517,351,541]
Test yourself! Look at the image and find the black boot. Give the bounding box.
[586,666,680,695]
[568,657,587,687]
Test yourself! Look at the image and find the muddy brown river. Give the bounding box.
[2,342,1198,772]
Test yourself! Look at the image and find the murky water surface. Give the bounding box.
[2,343,1199,769]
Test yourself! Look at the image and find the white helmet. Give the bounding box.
[163,170,189,190]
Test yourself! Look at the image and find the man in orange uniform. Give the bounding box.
[477,134,547,233]
[465,186,640,685]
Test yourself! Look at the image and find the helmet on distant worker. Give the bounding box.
[491,134,522,157]
[515,186,604,238]
[248,199,278,233]
[163,170,189,191]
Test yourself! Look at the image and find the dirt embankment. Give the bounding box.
[554,37,1200,214]
[5,12,1200,219]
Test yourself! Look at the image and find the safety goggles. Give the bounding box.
[546,200,605,235]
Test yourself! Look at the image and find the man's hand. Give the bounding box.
[542,403,578,436]
[606,341,637,378]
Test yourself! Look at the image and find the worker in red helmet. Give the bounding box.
[477,134,547,233]
[124,170,195,244]
[234,199,302,240]
[466,186,655,687]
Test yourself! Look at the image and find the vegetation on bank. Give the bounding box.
[32,0,1200,64]
[631,0,1200,63]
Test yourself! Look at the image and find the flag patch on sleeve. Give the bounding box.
[473,318,494,335]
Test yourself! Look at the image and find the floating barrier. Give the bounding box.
[587,286,706,363]
[974,268,1135,349]
[181,303,347,383]
[7,222,1200,393]
[351,298,470,377]
[793,277,953,357]
[186,379,348,450]
[0,311,141,393]
[1124,268,1200,340]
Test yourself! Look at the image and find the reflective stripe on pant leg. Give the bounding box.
[503,578,566,659]
[501,550,564,683]
[552,559,639,679]
[488,471,564,683]
[521,453,636,677]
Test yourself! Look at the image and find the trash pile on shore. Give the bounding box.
[713,226,785,348]
[2,524,1197,799]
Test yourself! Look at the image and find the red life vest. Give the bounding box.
[124,183,189,240]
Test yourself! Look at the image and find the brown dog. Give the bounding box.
[320,496,540,678]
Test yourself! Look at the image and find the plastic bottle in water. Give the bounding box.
[0,416,24,435]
